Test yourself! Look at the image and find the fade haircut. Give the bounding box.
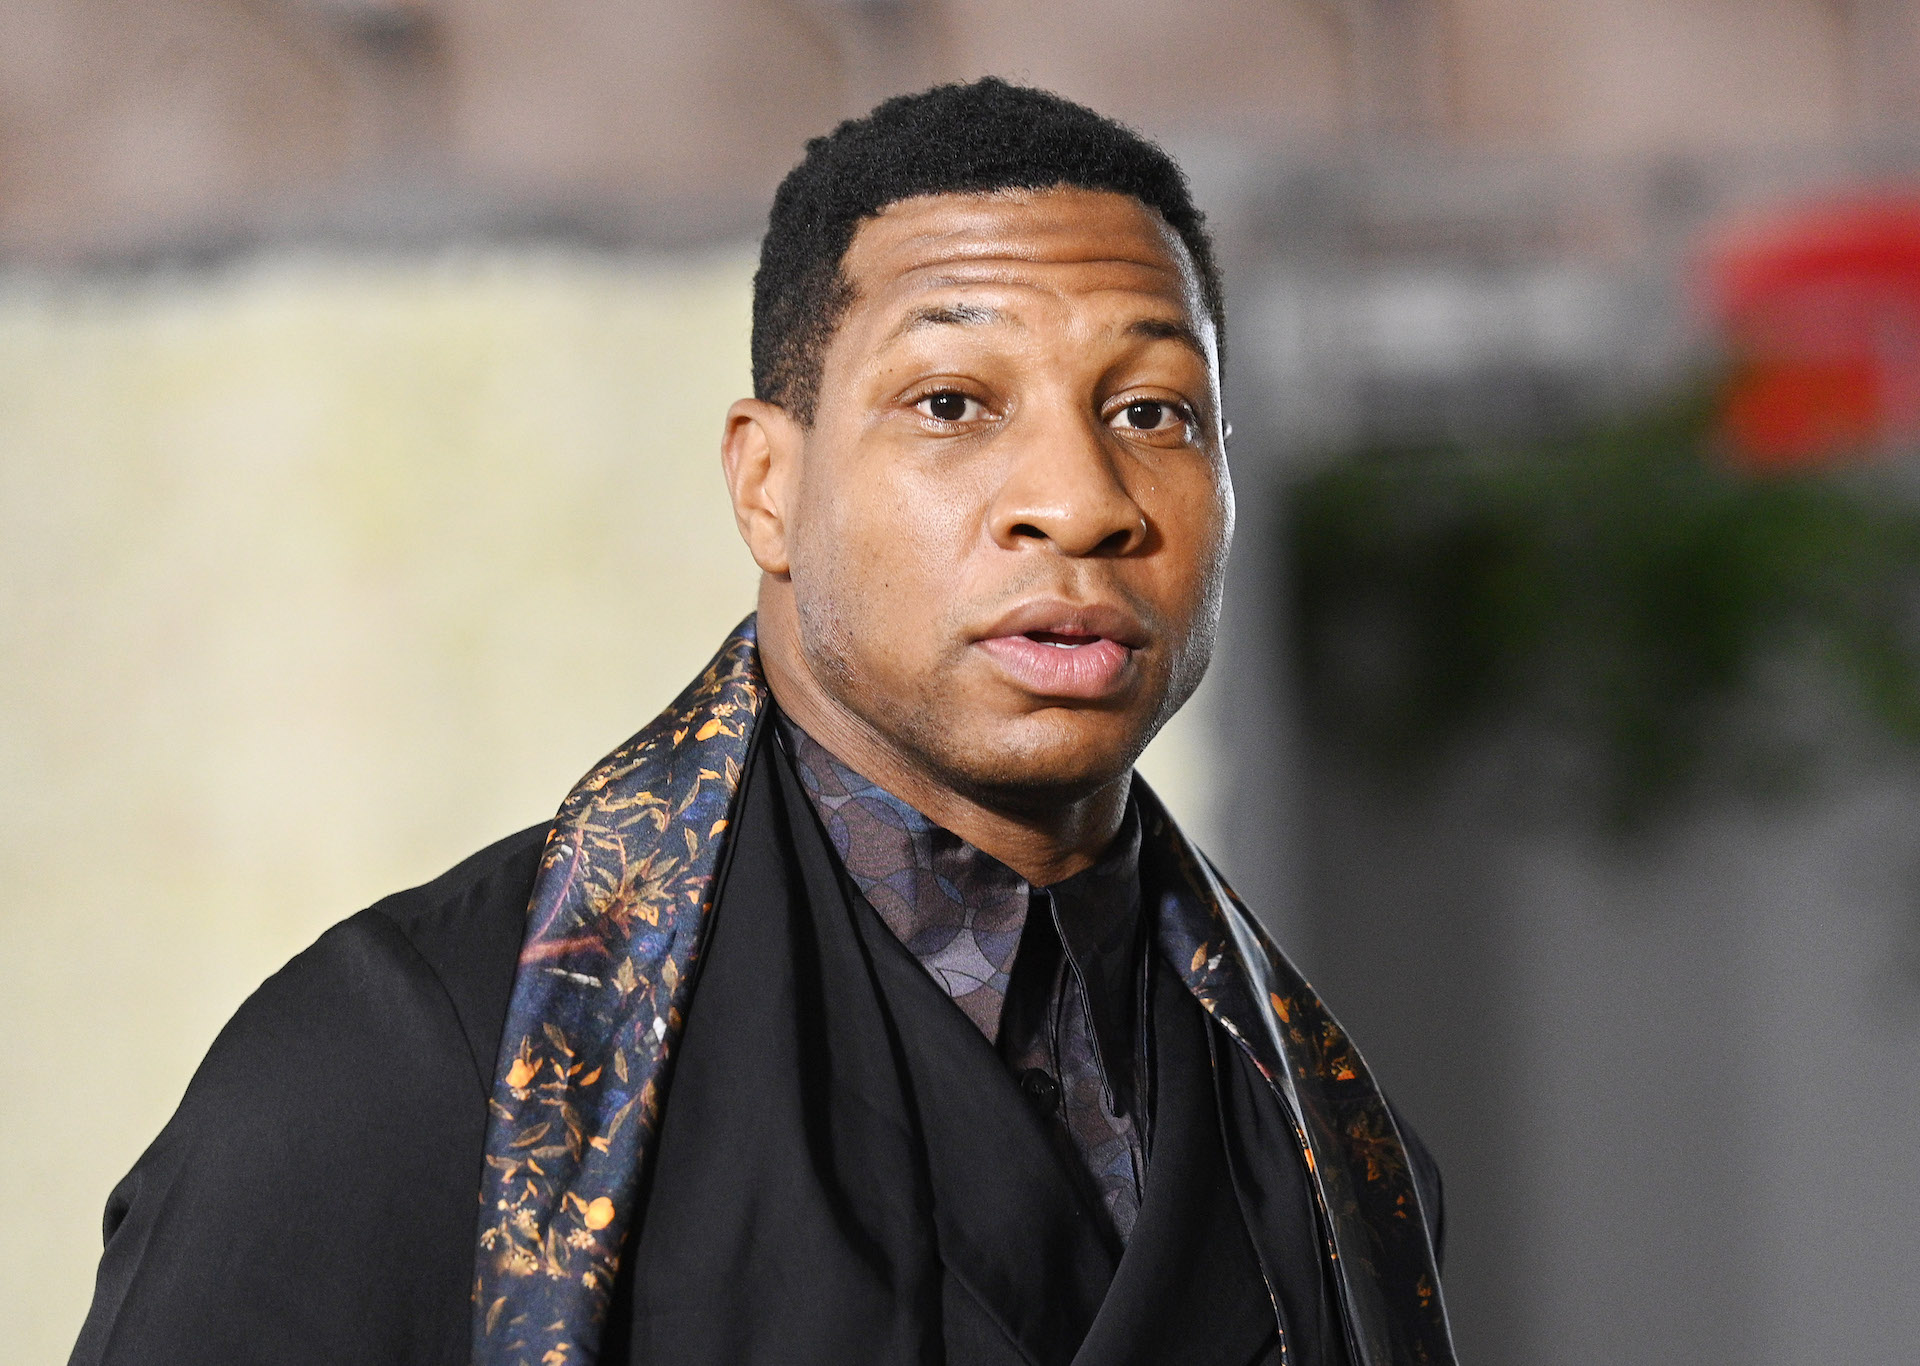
[751,77,1225,425]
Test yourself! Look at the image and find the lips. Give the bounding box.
[973,600,1146,700]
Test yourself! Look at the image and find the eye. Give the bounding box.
[916,391,984,423]
[1111,399,1189,434]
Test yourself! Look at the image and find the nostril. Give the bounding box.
[1009,521,1048,539]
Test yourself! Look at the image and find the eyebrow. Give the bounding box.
[885,302,1010,343]
[882,302,1211,363]
[1127,316,1210,362]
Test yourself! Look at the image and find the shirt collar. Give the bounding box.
[777,711,1028,1038]
[775,709,1143,1063]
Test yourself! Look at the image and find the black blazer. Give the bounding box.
[70,738,1441,1365]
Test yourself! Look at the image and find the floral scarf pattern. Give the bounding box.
[473,617,1456,1366]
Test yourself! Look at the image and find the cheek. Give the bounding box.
[790,458,978,664]
[1198,479,1235,602]
[817,472,962,591]
[1140,472,1232,708]
[1150,465,1233,599]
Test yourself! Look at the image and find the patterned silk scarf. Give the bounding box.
[473,617,1457,1366]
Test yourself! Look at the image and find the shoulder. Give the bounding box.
[153,818,552,1188]
[355,821,552,1088]
[214,820,550,1101]
[69,824,551,1365]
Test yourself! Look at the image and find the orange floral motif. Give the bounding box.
[1345,1111,1408,1186]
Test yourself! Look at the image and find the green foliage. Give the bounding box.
[1286,395,1920,828]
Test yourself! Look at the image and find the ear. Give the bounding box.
[721,398,804,577]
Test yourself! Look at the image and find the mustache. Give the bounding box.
[950,566,1168,642]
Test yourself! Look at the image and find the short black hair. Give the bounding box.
[751,77,1224,424]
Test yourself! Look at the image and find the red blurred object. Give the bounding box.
[1703,195,1920,470]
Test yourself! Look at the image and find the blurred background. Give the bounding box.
[5,2,1920,1361]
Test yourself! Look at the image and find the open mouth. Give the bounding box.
[972,597,1149,700]
[978,628,1136,698]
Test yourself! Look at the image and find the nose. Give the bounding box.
[987,409,1149,557]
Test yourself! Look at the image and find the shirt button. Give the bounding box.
[1018,1067,1061,1114]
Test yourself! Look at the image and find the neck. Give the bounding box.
[756,593,1129,887]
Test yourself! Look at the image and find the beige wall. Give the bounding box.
[0,248,1218,1360]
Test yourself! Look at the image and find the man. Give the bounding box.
[72,79,1453,1366]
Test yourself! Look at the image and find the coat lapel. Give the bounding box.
[848,865,1119,1364]
[1070,953,1279,1366]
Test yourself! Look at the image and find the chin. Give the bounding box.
[923,708,1147,806]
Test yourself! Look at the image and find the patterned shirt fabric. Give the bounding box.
[777,712,1148,1244]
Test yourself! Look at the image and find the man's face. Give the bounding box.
[774,187,1233,805]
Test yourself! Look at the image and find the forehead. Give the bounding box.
[838,188,1206,328]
